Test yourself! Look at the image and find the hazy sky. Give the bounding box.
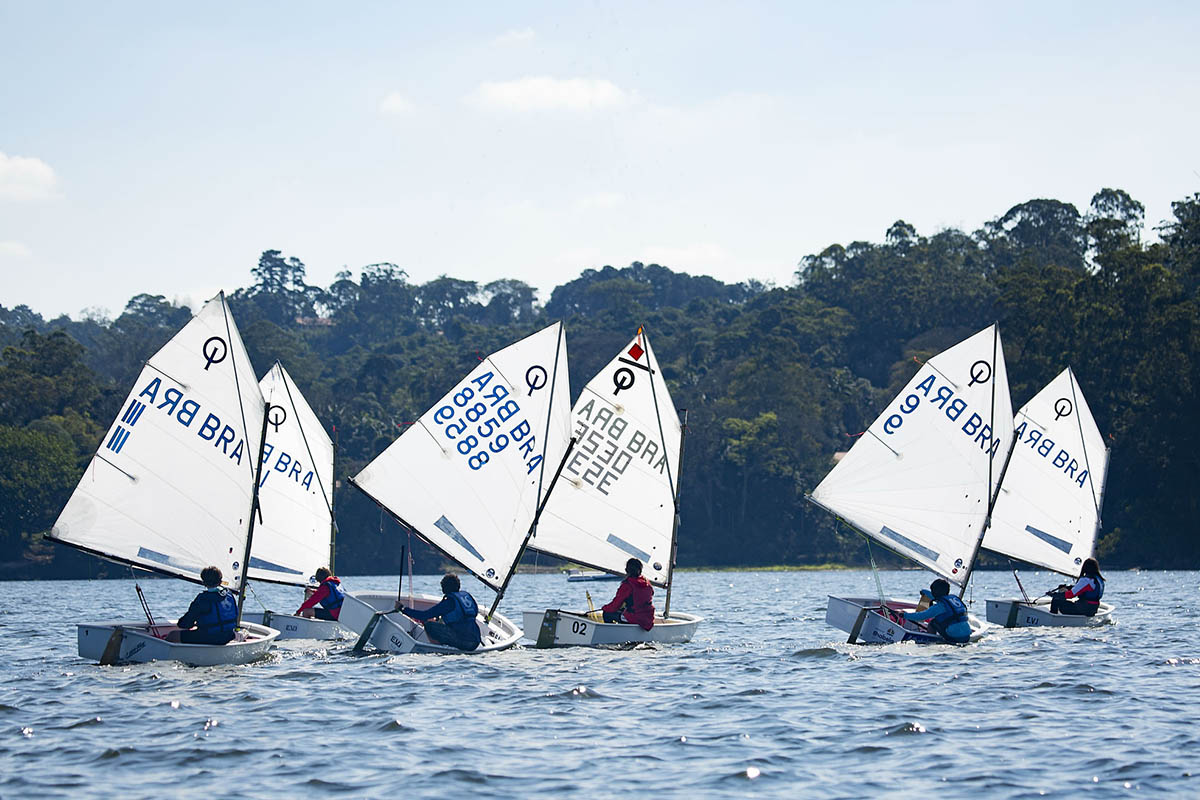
[2,1,1198,318]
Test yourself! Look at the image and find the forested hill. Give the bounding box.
[2,188,1197,578]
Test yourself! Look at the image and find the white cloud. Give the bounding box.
[0,240,33,258]
[469,77,630,112]
[379,92,415,115]
[0,152,58,201]
[492,28,535,46]
[577,191,625,210]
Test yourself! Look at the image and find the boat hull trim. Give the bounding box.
[984,597,1114,628]
[78,620,279,665]
[522,609,702,647]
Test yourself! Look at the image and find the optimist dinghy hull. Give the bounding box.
[340,592,521,654]
[826,595,987,645]
[523,609,702,647]
[239,611,346,640]
[78,621,279,666]
[985,597,1114,628]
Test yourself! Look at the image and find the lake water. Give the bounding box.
[1,569,1196,798]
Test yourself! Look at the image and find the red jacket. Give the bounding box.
[297,577,342,619]
[603,576,655,630]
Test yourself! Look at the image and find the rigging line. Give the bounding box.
[915,356,960,390]
[480,354,516,398]
[1009,560,1031,603]
[129,566,156,627]
[246,580,270,612]
[143,360,190,391]
[1067,369,1101,517]
[534,321,566,508]
[864,427,901,458]
[275,362,334,515]
[217,292,258,483]
[865,535,886,609]
[95,454,137,482]
[642,327,679,503]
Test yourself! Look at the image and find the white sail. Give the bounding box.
[352,322,572,590]
[983,367,1108,576]
[812,325,1014,585]
[49,293,265,590]
[531,329,681,587]
[247,361,334,586]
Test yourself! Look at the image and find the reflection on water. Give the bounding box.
[1,570,1197,798]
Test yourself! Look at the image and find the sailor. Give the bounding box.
[296,567,344,620]
[167,565,238,644]
[1050,557,1105,616]
[601,558,656,631]
[396,573,481,651]
[901,578,971,644]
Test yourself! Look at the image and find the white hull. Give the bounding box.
[826,595,987,644]
[78,621,279,666]
[339,592,521,654]
[522,609,702,647]
[985,597,1114,628]
[240,611,347,640]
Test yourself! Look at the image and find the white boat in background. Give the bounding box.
[238,361,345,640]
[48,292,280,665]
[565,569,621,582]
[523,328,703,647]
[346,322,574,654]
[983,367,1114,628]
[810,325,1016,644]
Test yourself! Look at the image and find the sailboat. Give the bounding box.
[810,324,1015,644]
[239,361,344,640]
[48,292,280,665]
[340,321,574,654]
[983,367,1114,627]
[522,328,703,646]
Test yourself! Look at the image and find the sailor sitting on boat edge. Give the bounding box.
[902,579,970,644]
[297,567,344,620]
[1050,558,1105,616]
[397,573,482,651]
[167,566,238,645]
[602,558,656,630]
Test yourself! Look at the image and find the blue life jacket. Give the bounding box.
[319,578,343,610]
[932,594,969,626]
[1079,576,1104,603]
[196,589,238,637]
[441,591,481,645]
[442,591,478,624]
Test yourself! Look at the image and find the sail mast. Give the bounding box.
[330,432,338,574]
[236,401,271,627]
[663,409,688,619]
[958,324,1008,596]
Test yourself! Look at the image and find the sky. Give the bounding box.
[2,1,1198,319]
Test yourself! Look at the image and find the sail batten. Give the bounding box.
[351,322,572,590]
[982,367,1108,576]
[812,325,1015,585]
[49,293,266,590]
[530,331,682,588]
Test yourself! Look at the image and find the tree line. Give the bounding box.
[2,187,1197,578]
